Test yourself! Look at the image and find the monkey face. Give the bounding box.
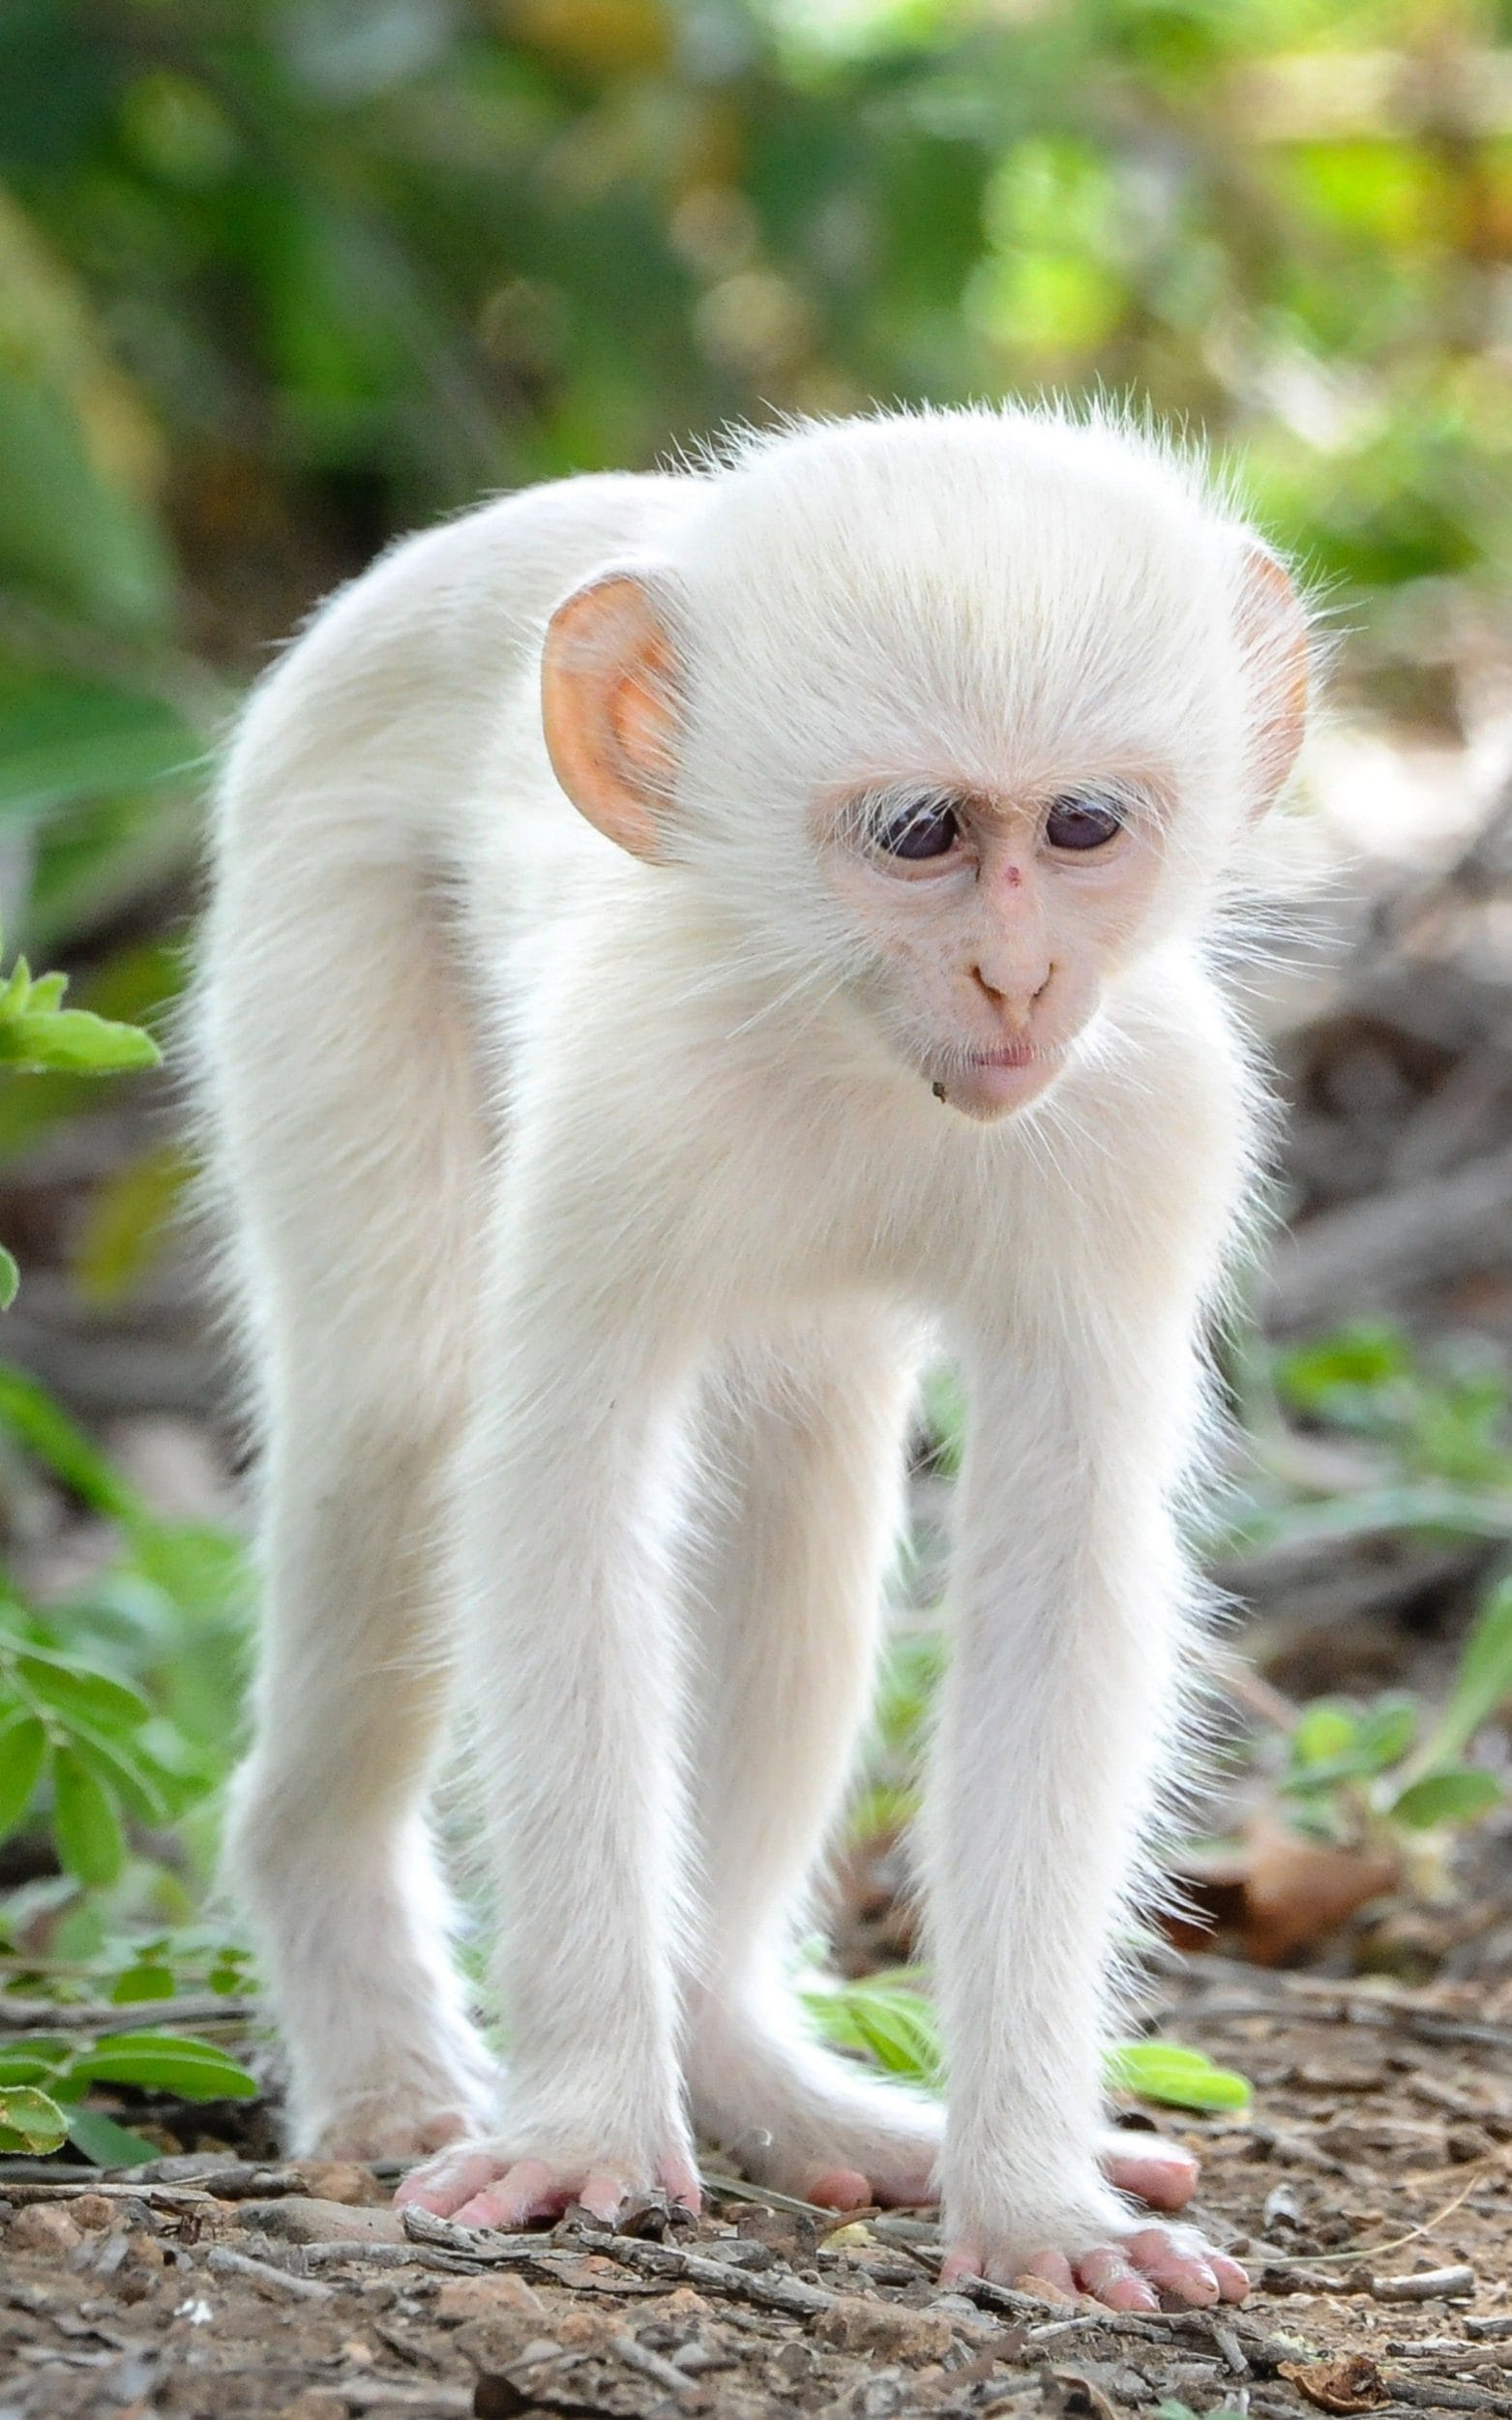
[539,408,1310,1124]
[814,775,1170,1120]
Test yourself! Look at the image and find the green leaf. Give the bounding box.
[1281,1694,1419,1795]
[1389,1768,1503,1831]
[0,1242,16,1308]
[803,1979,942,2086]
[0,2037,71,2087]
[845,1989,941,2086]
[110,1962,175,2004]
[1105,2043,1253,2112]
[74,1143,188,1306]
[920,1361,965,1477]
[63,2106,162,2167]
[0,1708,45,1837]
[63,1726,171,1828]
[49,1745,126,1886]
[0,1363,144,1520]
[1420,1580,1512,1770]
[1290,1702,1359,1768]
[1355,1696,1418,1773]
[0,1003,161,1076]
[0,355,176,638]
[1274,1323,1411,1413]
[0,671,197,821]
[69,2030,258,2101]
[16,1650,150,1732]
[0,2082,68,2154]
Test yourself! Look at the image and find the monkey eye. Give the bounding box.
[872,796,961,861]
[1044,794,1124,851]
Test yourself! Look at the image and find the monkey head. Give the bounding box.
[541,409,1309,1123]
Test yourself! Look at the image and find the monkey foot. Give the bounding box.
[291,2039,501,2163]
[688,2017,942,2207]
[943,2220,1248,2313]
[310,2104,483,2163]
[690,2010,1202,2218]
[799,2130,1196,2217]
[395,2140,702,2229]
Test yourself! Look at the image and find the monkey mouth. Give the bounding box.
[966,1041,1044,1070]
[931,1035,1067,1118]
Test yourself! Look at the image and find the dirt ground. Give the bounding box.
[2,1961,1509,2420]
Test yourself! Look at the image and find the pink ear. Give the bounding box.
[541,574,679,861]
[1238,543,1310,815]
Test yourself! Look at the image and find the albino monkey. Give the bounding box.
[199,407,1309,2311]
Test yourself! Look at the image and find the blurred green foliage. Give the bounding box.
[800,1966,1254,2108]
[3,0,1512,967]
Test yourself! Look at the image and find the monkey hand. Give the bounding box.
[941,2176,1248,2313]
[393,2119,701,2230]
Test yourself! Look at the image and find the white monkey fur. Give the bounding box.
[199,405,1305,2301]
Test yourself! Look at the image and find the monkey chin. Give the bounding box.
[931,1044,1065,1122]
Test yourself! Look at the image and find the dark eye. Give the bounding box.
[874,798,960,861]
[1045,794,1124,851]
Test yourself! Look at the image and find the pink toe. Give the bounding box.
[394,2151,503,2217]
[1208,2251,1251,2303]
[939,2244,982,2289]
[1105,2137,1199,2211]
[808,2166,873,2211]
[1078,2249,1159,2312]
[659,2156,701,2214]
[578,2171,628,2225]
[457,2157,561,2228]
[1125,2228,1219,2306]
[1023,2250,1079,2296]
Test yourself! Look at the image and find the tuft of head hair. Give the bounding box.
[627,403,1318,974]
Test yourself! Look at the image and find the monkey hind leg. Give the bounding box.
[679,1316,946,2207]
[222,1424,499,2159]
[203,848,497,2159]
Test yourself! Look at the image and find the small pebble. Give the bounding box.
[435,2272,547,2324]
[9,2203,83,2256]
[286,2160,388,2206]
[815,2293,961,2363]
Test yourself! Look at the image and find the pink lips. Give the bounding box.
[969,1041,1039,1070]
[944,1034,1064,1117]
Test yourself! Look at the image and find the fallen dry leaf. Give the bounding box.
[1240,1822,1401,1966]
[1278,2352,1388,2412]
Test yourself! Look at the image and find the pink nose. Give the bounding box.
[969,958,1052,1020]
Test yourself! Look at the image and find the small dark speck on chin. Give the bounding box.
[932,1080,948,1103]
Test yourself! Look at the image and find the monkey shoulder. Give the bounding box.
[221,472,701,823]
[298,470,697,670]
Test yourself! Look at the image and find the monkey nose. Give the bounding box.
[969,961,1052,1019]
